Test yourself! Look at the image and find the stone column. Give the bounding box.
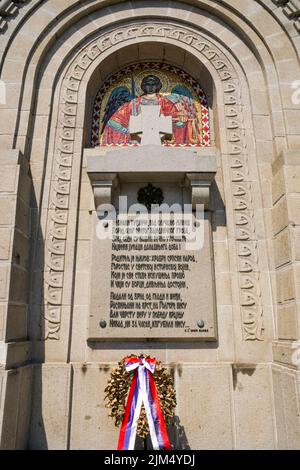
[0,150,32,449]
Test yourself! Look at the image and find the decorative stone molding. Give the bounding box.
[86,148,217,211]
[185,174,214,211]
[44,21,265,341]
[0,0,28,33]
[271,0,300,32]
[90,174,119,209]
[0,1,299,41]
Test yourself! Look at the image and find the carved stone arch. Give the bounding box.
[40,19,271,349]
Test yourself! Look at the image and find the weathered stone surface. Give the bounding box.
[0,265,9,300]
[0,197,15,225]
[171,365,234,449]
[274,228,292,268]
[277,302,299,340]
[14,366,33,449]
[0,166,18,193]
[70,365,118,450]
[276,267,295,303]
[0,370,19,449]
[272,197,289,235]
[5,304,28,341]
[272,365,300,450]
[29,364,71,450]
[0,366,32,450]
[0,304,5,340]
[233,365,276,449]
[0,228,11,260]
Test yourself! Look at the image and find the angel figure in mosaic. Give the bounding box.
[100,75,201,146]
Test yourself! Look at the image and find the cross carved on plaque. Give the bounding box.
[129,105,173,146]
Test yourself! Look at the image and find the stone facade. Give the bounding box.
[0,0,299,449]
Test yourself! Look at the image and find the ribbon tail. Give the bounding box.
[128,382,143,450]
[117,370,138,450]
[140,369,159,450]
[148,372,171,450]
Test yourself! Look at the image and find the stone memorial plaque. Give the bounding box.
[86,147,218,341]
[88,215,217,341]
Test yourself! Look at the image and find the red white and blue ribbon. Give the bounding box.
[117,356,171,450]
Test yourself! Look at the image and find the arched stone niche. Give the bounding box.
[39,18,273,362]
[83,41,215,148]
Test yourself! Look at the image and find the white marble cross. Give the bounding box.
[129,104,173,146]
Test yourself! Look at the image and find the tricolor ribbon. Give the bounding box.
[117,356,171,450]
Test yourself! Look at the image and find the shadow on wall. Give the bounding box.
[26,163,47,449]
[170,416,191,450]
[134,416,190,450]
[28,365,48,449]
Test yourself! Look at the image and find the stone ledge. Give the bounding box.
[86,146,217,210]
[0,0,28,33]
[272,340,300,368]
[85,146,218,183]
[0,148,23,166]
[271,0,300,33]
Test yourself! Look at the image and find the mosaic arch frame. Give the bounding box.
[91,62,211,148]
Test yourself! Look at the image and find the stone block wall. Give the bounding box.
[27,362,278,450]
[272,150,300,352]
[0,149,32,449]
[271,149,300,449]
